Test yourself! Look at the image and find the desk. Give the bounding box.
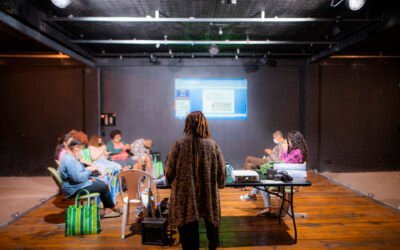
[157,178,311,244]
[226,178,311,243]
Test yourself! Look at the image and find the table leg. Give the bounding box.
[289,186,297,243]
[278,186,286,224]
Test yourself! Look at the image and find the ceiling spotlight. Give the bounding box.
[221,0,237,4]
[50,0,72,8]
[156,43,160,48]
[119,55,123,60]
[208,44,219,55]
[235,54,239,60]
[169,49,172,54]
[218,27,223,36]
[330,0,366,11]
[346,0,366,11]
[149,54,158,64]
[236,48,240,54]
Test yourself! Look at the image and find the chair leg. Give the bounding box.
[121,203,128,239]
[126,202,130,225]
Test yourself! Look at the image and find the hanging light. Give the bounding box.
[208,44,219,55]
[346,0,366,11]
[50,0,72,8]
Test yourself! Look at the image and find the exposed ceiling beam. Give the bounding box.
[94,52,312,58]
[73,39,333,45]
[50,16,379,23]
[0,10,95,66]
[308,10,400,62]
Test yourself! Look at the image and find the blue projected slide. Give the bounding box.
[175,78,247,120]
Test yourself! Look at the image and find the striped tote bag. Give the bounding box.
[65,189,101,236]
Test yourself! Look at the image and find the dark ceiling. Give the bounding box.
[0,0,400,65]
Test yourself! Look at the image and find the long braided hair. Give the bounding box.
[287,130,308,162]
[183,111,211,194]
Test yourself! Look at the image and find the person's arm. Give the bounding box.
[269,145,282,162]
[107,141,123,155]
[215,143,226,189]
[165,142,179,184]
[89,146,103,161]
[65,157,93,183]
[281,149,303,163]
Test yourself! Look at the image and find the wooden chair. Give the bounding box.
[118,169,153,239]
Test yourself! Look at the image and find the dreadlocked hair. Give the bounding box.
[183,111,210,138]
[183,111,211,196]
[287,130,308,162]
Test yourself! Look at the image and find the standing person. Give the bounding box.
[106,129,136,169]
[165,111,226,250]
[243,130,287,170]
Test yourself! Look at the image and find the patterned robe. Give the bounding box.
[165,136,226,228]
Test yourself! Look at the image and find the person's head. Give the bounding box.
[67,139,82,158]
[110,129,122,142]
[73,131,89,147]
[143,139,153,149]
[63,134,74,148]
[89,135,104,147]
[184,111,210,138]
[272,130,284,144]
[287,130,308,162]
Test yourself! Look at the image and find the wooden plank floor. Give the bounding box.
[0,172,399,249]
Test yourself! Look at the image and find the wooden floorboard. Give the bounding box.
[0,172,399,249]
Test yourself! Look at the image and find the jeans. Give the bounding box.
[83,179,115,208]
[178,218,220,250]
[250,187,271,207]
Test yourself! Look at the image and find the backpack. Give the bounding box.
[225,164,234,184]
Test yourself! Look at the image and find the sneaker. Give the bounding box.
[240,194,257,201]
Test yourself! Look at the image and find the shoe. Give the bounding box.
[240,194,257,201]
[256,208,271,216]
[103,211,121,218]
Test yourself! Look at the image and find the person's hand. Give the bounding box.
[264,148,273,155]
[282,140,289,152]
[124,144,132,151]
[87,166,98,172]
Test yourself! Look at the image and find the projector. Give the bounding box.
[231,170,259,183]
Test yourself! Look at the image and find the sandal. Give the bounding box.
[240,194,257,201]
[103,211,121,218]
[256,208,271,216]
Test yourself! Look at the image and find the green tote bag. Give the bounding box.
[65,189,100,236]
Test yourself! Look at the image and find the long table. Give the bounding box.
[226,178,312,243]
[157,178,312,244]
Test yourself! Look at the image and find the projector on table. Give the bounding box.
[231,170,259,183]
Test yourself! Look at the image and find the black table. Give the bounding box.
[226,178,312,243]
[157,178,312,244]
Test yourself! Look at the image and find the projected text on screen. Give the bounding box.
[175,78,247,120]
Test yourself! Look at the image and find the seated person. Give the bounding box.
[131,138,153,174]
[244,130,308,216]
[106,129,136,168]
[88,135,122,174]
[55,133,74,162]
[243,130,286,170]
[59,139,120,218]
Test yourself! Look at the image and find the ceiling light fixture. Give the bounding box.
[50,0,72,9]
[208,44,219,55]
[330,0,366,11]
[346,0,366,11]
[236,48,240,54]
[218,27,223,36]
